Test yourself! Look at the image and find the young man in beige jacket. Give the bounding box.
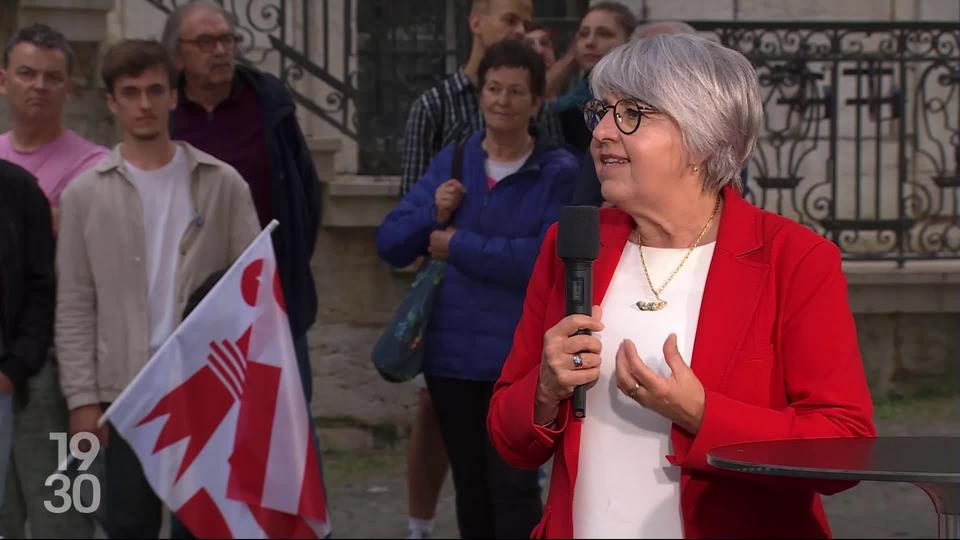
[55,39,260,538]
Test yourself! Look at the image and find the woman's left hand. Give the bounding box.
[615,333,706,434]
[429,227,457,260]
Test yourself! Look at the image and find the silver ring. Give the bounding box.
[572,353,584,370]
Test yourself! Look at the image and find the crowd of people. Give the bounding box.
[0,0,877,538]
[0,1,320,538]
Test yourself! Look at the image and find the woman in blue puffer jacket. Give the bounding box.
[377,40,579,539]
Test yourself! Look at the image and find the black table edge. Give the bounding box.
[707,454,960,484]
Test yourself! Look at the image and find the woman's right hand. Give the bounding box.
[435,178,465,224]
[534,306,604,425]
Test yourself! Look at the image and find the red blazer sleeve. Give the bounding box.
[487,223,571,470]
[670,240,876,489]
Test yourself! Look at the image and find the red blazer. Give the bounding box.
[487,186,876,539]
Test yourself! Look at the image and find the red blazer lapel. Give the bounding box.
[671,186,770,454]
[690,186,769,389]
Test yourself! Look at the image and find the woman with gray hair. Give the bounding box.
[487,34,875,538]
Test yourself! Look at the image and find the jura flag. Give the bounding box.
[102,220,330,539]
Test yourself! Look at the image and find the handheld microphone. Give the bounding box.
[557,206,599,419]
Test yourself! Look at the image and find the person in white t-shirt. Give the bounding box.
[55,39,259,538]
[488,34,876,539]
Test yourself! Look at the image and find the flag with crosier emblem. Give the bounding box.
[103,221,329,539]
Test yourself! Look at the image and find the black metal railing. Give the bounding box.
[354,1,586,173]
[143,0,474,175]
[143,0,357,142]
[691,21,960,262]
[354,1,462,175]
[141,0,587,176]
[139,4,959,261]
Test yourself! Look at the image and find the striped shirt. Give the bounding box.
[399,67,565,195]
[400,69,481,195]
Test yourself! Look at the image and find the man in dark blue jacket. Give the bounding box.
[162,1,321,402]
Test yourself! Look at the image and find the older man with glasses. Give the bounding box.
[161,3,325,537]
[162,0,321,407]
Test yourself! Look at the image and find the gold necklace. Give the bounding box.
[635,197,720,312]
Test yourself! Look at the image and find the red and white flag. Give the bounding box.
[103,220,330,539]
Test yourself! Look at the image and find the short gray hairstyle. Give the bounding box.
[160,0,238,60]
[590,33,762,192]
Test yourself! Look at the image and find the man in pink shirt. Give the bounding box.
[0,23,105,539]
[0,23,108,234]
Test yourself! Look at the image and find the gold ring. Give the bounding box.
[629,382,642,398]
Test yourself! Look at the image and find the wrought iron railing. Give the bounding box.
[143,0,473,175]
[143,0,359,142]
[141,0,587,176]
[139,4,959,262]
[354,1,463,174]
[692,21,960,263]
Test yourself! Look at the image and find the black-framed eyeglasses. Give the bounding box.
[179,33,242,53]
[583,98,659,135]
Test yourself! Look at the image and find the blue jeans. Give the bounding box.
[0,393,12,510]
[0,360,94,539]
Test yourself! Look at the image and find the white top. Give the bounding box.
[572,240,716,539]
[125,146,193,357]
[483,148,532,183]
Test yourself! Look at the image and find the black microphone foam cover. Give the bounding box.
[558,206,600,261]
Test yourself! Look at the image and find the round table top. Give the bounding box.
[707,436,960,484]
